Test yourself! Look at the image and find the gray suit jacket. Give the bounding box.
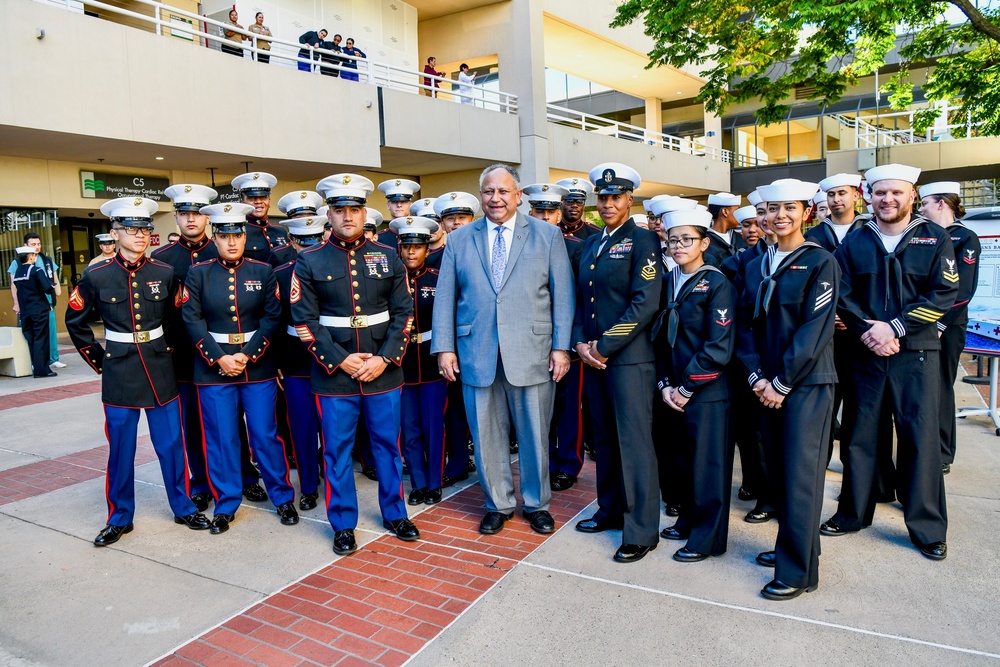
[432,212,575,388]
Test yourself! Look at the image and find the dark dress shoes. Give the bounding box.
[383,518,420,541]
[94,523,133,546]
[744,509,775,524]
[276,502,299,526]
[442,472,469,488]
[408,488,427,506]
[333,529,357,555]
[466,459,477,473]
[299,493,318,511]
[174,512,211,530]
[613,543,656,563]
[361,465,378,481]
[672,546,709,563]
[523,509,555,534]
[665,503,681,517]
[424,488,442,505]
[210,514,234,535]
[34,371,58,378]
[819,518,851,536]
[738,486,756,502]
[919,541,947,560]
[242,484,268,502]
[942,463,951,475]
[659,526,689,541]
[576,517,621,533]
[761,579,817,601]
[190,493,211,512]
[480,511,513,535]
[755,550,777,568]
[509,441,519,454]
[550,472,577,492]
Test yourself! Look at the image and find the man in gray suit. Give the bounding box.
[432,164,576,535]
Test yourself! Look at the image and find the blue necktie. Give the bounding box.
[492,225,506,290]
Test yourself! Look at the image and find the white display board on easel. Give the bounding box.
[963,209,1000,338]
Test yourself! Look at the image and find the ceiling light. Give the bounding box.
[676,91,683,95]
[155,156,164,160]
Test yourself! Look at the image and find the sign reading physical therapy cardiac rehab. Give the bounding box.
[962,210,1000,339]
[80,171,170,201]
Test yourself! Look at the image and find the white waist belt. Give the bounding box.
[209,330,256,345]
[320,311,390,328]
[410,330,432,344]
[105,326,164,344]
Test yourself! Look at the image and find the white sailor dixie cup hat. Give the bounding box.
[100,197,158,227]
[410,197,441,221]
[747,190,763,206]
[589,163,640,194]
[377,179,421,202]
[649,196,699,219]
[663,208,713,231]
[95,233,114,243]
[919,182,961,198]
[642,194,671,214]
[813,191,828,205]
[200,203,254,234]
[757,179,820,203]
[164,184,218,212]
[15,245,36,255]
[231,172,278,197]
[818,173,863,192]
[277,191,324,218]
[389,216,440,244]
[707,192,741,207]
[554,177,594,201]
[317,174,375,207]
[524,183,570,210]
[280,215,327,245]
[364,208,384,232]
[734,205,758,223]
[864,163,921,186]
[434,192,480,219]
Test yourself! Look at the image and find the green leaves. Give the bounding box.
[614,0,1000,134]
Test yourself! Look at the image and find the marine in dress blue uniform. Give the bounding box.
[275,213,328,511]
[390,216,448,506]
[376,179,420,246]
[232,171,288,266]
[917,182,981,470]
[651,208,736,562]
[182,203,298,534]
[12,245,55,377]
[291,173,420,555]
[525,183,585,491]
[572,163,662,563]
[65,197,209,546]
[821,165,957,562]
[736,179,839,599]
[555,177,601,241]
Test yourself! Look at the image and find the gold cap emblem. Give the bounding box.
[395,180,401,186]
[300,192,308,199]
[343,175,352,184]
[133,198,143,206]
[542,185,549,191]
[571,179,579,185]
[406,217,413,225]
[450,193,457,200]
[184,185,192,193]
[223,204,232,213]
[424,199,431,205]
[253,173,260,180]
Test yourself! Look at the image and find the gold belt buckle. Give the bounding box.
[134,331,151,343]
[228,333,246,344]
[410,333,420,343]
[349,315,368,328]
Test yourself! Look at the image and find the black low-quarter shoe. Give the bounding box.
[755,551,776,568]
[424,488,442,505]
[242,484,268,502]
[613,543,656,563]
[94,524,133,547]
[174,512,211,530]
[761,579,817,601]
[276,502,299,526]
[210,514,234,535]
[523,509,555,534]
[550,472,577,491]
[299,493,318,511]
[333,529,357,555]
[575,517,622,533]
[190,493,211,512]
[383,518,420,541]
[480,511,513,535]
[407,488,426,506]
[672,546,709,563]
[919,541,947,561]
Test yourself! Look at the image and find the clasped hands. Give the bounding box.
[217,353,249,377]
[575,341,607,370]
[861,320,900,357]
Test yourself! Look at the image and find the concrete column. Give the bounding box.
[645,97,662,143]
[704,103,723,150]
[497,0,549,184]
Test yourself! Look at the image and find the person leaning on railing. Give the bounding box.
[221,9,245,58]
[297,28,328,72]
[248,12,272,64]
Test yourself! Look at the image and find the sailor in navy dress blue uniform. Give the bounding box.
[432,192,482,482]
[232,171,287,265]
[291,173,420,555]
[12,245,55,377]
[918,181,981,471]
[736,179,839,600]
[651,208,736,562]
[704,192,747,267]
[572,163,662,563]
[391,215,448,506]
[275,213,328,511]
[377,179,420,246]
[525,183,585,491]
[182,203,299,534]
[154,183,228,511]
[65,197,209,546]
[821,164,958,562]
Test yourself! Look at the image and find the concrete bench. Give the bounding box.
[0,326,33,377]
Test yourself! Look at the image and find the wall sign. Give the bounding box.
[80,171,170,201]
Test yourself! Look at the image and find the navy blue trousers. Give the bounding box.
[400,380,447,492]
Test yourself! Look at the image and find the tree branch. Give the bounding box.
[948,0,1000,43]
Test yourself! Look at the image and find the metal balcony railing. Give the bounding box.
[36,0,519,114]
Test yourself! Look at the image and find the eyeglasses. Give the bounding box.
[116,226,152,236]
[666,236,700,248]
